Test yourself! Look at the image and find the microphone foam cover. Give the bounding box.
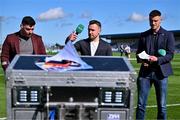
[75,24,84,34]
[158,49,166,56]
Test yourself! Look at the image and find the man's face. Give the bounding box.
[88,24,101,40]
[20,24,35,37]
[149,16,161,32]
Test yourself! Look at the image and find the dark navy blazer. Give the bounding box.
[74,38,112,56]
[136,27,175,78]
[66,38,112,56]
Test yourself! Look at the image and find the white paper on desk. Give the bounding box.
[35,41,93,72]
[138,51,150,60]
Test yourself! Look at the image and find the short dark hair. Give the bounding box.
[89,20,101,28]
[21,16,36,26]
[149,10,161,17]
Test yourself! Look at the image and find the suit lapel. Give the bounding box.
[157,34,163,50]
[94,40,101,55]
[157,28,165,49]
[14,35,20,54]
[86,40,91,55]
[31,35,36,54]
[146,35,151,54]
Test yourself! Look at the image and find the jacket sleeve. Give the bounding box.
[38,36,46,54]
[1,36,11,71]
[136,33,147,63]
[157,32,175,65]
[106,44,112,56]
[32,35,46,55]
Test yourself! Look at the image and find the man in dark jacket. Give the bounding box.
[66,20,112,56]
[136,10,175,120]
[1,16,46,71]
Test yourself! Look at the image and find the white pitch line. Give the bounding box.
[0,74,5,76]
[128,58,136,60]
[0,118,6,120]
[134,103,180,109]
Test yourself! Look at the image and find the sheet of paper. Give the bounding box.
[137,51,150,60]
[35,41,93,71]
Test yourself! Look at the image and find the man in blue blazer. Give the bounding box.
[66,20,112,56]
[136,10,175,119]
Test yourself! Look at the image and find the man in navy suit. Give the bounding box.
[66,20,112,56]
[136,10,175,119]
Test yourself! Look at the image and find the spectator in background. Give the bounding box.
[1,16,46,72]
[136,10,175,119]
[65,20,112,56]
[124,45,131,58]
[119,44,124,56]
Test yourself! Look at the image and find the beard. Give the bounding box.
[89,34,99,41]
[26,33,32,37]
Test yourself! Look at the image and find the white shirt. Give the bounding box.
[124,46,131,53]
[90,40,99,56]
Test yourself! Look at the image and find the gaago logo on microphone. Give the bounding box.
[75,24,84,35]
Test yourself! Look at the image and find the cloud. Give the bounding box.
[0,16,6,22]
[80,11,92,19]
[127,12,148,22]
[37,7,65,21]
[60,23,73,28]
[161,14,166,21]
[0,16,16,22]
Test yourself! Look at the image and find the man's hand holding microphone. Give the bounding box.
[68,24,84,42]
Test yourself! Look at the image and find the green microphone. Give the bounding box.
[158,49,166,56]
[75,24,84,35]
